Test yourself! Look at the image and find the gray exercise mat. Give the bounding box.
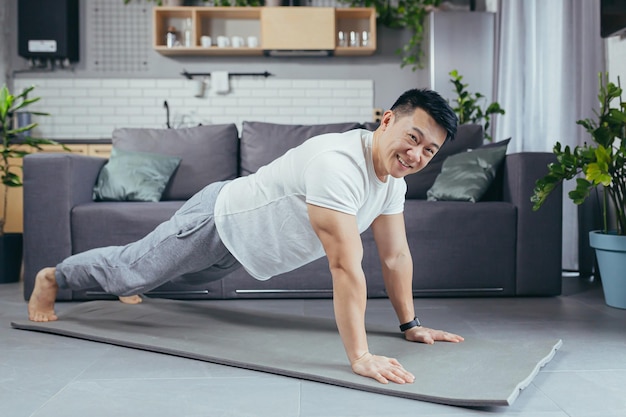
[11,298,561,407]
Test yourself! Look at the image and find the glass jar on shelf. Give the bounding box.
[182,18,192,47]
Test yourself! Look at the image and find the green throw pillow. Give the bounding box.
[426,139,510,202]
[93,147,181,202]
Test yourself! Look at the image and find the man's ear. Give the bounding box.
[380,110,394,130]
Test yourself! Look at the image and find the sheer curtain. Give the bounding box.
[494,0,605,271]
[0,2,8,88]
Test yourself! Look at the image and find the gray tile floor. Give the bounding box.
[1,277,625,417]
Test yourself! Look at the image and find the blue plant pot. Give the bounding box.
[589,230,626,309]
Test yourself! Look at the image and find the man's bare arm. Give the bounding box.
[371,214,464,344]
[307,204,415,384]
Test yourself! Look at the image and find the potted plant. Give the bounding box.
[531,73,626,309]
[340,0,441,70]
[448,69,505,142]
[0,84,62,283]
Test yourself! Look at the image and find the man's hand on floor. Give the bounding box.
[351,352,415,384]
[404,326,465,344]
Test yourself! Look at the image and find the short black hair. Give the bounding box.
[390,88,458,142]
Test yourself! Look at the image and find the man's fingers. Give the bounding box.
[405,326,464,344]
[352,354,415,385]
[391,367,415,384]
[388,359,415,382]
[381,359,414,384]
[374,372,389,384]
[389,357,403,367]
[379,369,408,384]
[437,330,464,342]
[447,332,465,342]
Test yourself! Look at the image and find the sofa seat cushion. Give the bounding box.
[220,257,334,299]
[239,121,362,176]
[71,201,184,253]
[112,124,239,201]
[401,200,517,295]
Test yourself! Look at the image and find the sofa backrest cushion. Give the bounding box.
[112,124,239,200]
[239,121,362,176]
[405,124,484,199]
[426,138,510,202]
[93,147,181,202]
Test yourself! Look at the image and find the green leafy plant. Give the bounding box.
[531,73,626,235]
[341,0,441,70]
[0,85,63,236]
[449,69,505,142]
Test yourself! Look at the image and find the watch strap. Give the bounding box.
[399,317,421,332]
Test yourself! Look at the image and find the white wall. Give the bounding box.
[606,36,626,83]
[6,0,428,112]
[13,77,373,139]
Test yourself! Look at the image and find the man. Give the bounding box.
[28,88,464,385]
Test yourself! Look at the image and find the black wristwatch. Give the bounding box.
[399,316,421,332]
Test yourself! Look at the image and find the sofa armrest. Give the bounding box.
[502,152,562,295]
[23,153,107,300]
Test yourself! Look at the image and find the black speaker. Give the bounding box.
[18,0,79,62]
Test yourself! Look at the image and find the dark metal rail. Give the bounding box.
[181,70,273,79]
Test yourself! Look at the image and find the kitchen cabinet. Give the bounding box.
[153,6,376,56]
[261,7,335,51]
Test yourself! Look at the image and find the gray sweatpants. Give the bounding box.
[56,181,241,296]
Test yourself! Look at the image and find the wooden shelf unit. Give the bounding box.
[335,8,376,56]
[154,7,263,55]
[153,6,376,56]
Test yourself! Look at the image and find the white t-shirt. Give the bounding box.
[214,129,406,280]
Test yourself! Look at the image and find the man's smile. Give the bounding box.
[397,155,413,169]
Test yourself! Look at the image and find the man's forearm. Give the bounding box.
[381,252,415,324]
[331,266,369,363]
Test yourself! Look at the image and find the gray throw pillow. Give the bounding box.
[405,124,484,199]
[426,138,510,202]
[112,124,239,200]
[240,121,362,176]
[93,147,181,202]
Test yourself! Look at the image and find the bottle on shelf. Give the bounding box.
[183,18,192,47]
[166,26,177,48]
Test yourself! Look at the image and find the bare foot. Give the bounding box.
[28,267,59,322]
[118,295,143,304]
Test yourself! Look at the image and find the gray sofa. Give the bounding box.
[22,121,562,301]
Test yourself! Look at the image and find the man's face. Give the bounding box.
[373,108,447,180]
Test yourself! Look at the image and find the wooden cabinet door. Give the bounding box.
[87,144,112,159]
[261,7,335,50]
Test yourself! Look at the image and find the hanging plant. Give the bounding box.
[341,0,441,70]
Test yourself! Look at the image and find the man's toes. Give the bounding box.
[118,295,143,305]
[30,311,57,322]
